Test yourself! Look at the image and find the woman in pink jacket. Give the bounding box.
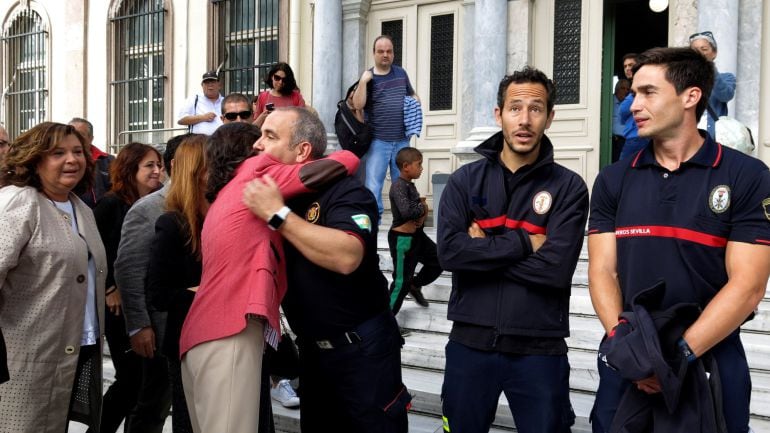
[179,112,358,433]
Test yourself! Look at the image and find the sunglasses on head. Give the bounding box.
[272,75,285,82]
[223,110,253,121]
[689,31,714,42]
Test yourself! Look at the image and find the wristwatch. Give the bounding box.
[268,206,291,231]
[677,337,697,364]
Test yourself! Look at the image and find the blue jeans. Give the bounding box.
[365,138,410,220]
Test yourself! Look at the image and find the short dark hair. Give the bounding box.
[622,53,638,63]
[396,147,422,169]
[205,122,260,202]
[280,107,327,160]
[263,62,299,96]
[633,47,714,121]
[222,93,251,108]
[496,66,556,114]
[0,122,94,192]
[164,133,192,176]
[373,35,394,52]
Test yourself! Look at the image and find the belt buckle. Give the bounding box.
[316,340,334,349]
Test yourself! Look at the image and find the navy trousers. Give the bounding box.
[591,332,751,433]
[297,312,410,433]
[441,340,575,433]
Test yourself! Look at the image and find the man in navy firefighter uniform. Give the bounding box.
[588,47,770,432]
[437,67,589,433]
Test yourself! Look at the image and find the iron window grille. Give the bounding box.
[2,7,48,138]
[211,0,280,98]
[110,0,167,148]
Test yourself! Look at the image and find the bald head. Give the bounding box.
[69,118,94,148]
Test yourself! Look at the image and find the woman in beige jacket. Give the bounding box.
[0,122,107,433]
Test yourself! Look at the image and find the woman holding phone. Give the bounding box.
[253,62,305,127]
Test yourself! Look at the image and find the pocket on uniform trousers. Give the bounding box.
[381,383,412,418]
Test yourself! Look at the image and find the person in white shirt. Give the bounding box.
[177,70,224,135]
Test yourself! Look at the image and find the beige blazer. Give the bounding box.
[0,185,107,433]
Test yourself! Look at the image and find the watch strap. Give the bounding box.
[268,206,291,231]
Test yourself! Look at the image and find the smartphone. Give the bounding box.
[266,103,275,112]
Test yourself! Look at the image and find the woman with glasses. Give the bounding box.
[689,31,736,139]
[253,62,306,127]
[92,142,163,433]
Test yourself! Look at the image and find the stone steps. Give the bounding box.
[373,225,770,430]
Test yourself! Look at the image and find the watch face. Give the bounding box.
[268,213,284,230]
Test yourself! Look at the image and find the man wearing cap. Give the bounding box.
[177,70,224,135]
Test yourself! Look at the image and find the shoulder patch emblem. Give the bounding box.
[709,185,731,214]
[351,214,372,232]
[762,198,770,221]
[306,202,320,223]
[532,191,552,215]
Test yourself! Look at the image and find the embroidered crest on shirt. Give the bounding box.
[709,185,731,214]
[762,198,770,221]
[351,214,372,232]
[532,191,552,215]
[306,202,320,223]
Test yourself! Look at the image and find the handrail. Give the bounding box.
[111,127,188,154]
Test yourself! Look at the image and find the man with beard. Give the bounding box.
[437,67,588,433]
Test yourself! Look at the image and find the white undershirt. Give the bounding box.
[53,199,99,346]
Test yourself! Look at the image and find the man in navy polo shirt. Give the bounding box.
[353,35,419,223]
[438,67,588,433]
[588,47,770,432]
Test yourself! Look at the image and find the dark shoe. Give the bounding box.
[409,286,429,307]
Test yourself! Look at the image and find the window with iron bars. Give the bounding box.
[2,8,48,139]
[110,0,167,147]
[211,0,280,99]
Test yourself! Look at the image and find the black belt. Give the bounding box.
[313,310,393,350]
[315,331,362,349]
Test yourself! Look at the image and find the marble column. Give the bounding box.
[735,0,762,138]
[698,0,739,115]
[312,1,342,147]
[454,0,508,165]
[758,0,770,162]
[342,1,372,90]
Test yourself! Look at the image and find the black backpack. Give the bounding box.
[334,82,372,158]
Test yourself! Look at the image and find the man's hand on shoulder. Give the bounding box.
[360,70,373,83]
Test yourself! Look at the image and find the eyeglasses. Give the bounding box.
[223,110,253,121]
[689,31,714,42]
[272,75,285,82]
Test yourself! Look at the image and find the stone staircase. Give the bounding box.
[90,220,770,433]
[271,222,770,432]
